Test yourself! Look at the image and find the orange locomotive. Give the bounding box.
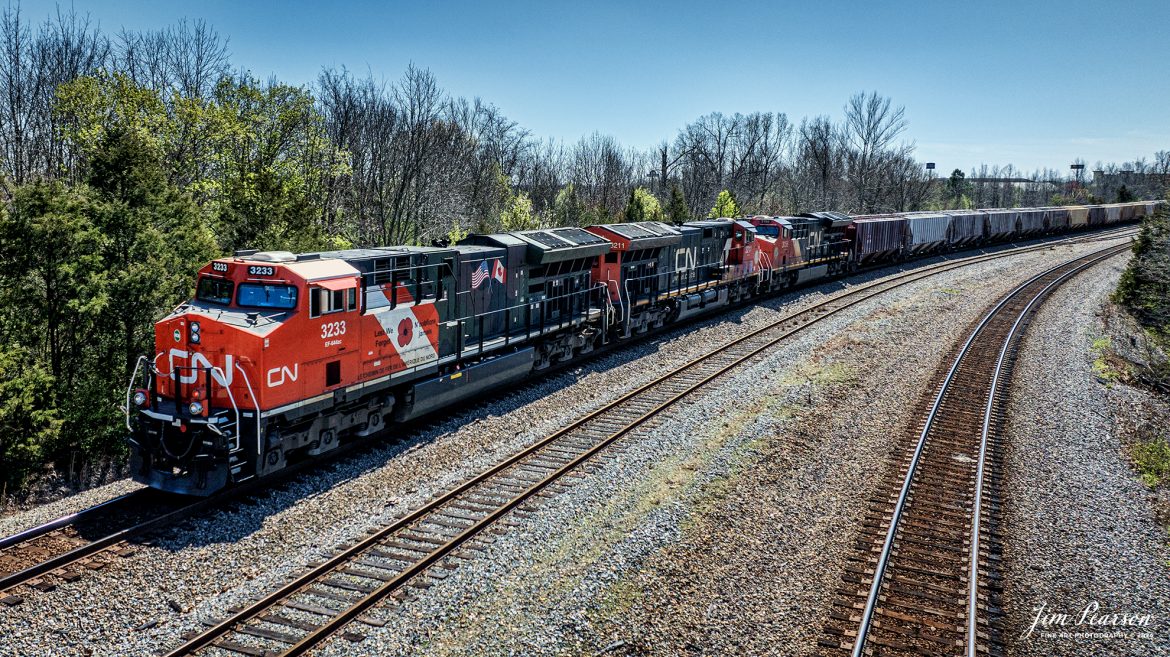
[123,218,839,494]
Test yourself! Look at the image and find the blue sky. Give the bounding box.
[22,0,1170,173]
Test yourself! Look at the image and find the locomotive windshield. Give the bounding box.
[237,283,298,310]
[754,225,779,237]
[196,276,234,305]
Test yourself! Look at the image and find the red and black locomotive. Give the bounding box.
[126,202,1156,494]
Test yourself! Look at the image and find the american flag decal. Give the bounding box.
[471,260,490,289]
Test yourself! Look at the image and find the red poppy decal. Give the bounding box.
[397,317,414,348]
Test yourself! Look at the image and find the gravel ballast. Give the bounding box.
[0,235,1138,657]
[1000,254,1170,657]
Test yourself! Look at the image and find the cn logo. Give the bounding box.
[675,247,697,273]
[168,349,233,386]
[267,364,299,388]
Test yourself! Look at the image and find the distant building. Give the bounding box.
[966,177,1035,184]
[1092,170,1170,188]
[966,177,1059,190]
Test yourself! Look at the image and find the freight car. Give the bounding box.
[903,212,951,255]
[849,215,908,263]
[125,202,1154,494]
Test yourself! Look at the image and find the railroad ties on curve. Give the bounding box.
[161,232,1135,657]
[819,241,1132,657]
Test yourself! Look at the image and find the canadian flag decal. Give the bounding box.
[492,259,506,284]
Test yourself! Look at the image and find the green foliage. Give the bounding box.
[3,69,360,495]
[1117,184,1135,203]
[501,191,538,231]
[946,169,969,201]
[55,71,172,161]
[552,183,587,227]
[58,72,346,254]
[0,346,61,493]
[0,181,107,381]
[666,184,690,224]
[623,187,663,223]
[1114,207,1170,342]
[209,74,347,252]
[1132,436,1170,489]
[707,189,740,218]
[0,181,105,489]
[446,221,470,244]
[0,127,218,492]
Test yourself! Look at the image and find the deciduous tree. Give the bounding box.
[708,189,740,218]
[624,187,663,223]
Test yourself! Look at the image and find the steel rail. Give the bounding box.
[0,489,149,551]
[0,494,214,595]
[848,242,1131,657]
[164,232,1135,657]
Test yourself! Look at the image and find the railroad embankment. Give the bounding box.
[998,249,1170,657]
[1106,207,1170,520]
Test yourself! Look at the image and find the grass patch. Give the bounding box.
[1090,336,1126,383]
[779,361,855,387]
[596,577,642,617]
[937,287,962,295]
[1131,436,1170,489]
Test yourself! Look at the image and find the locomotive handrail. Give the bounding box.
[603,276,624,329]
[123,355,153,430]
[233,361,259,456]
[621,277,632,330]
[199,365,240,454]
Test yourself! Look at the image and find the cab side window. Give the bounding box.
[309,287,355,318]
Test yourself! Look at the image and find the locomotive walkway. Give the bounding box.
[817,242,1131,657]
[155,234,1134,657]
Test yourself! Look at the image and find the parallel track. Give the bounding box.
[0,489,198,603]
[162,234,1134,657]
[818,242,1130,657]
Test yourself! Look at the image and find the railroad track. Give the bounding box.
[818,242,1131,657]
[0,226,1134,612]
[161,233,1135,657]
[0,488,203,604]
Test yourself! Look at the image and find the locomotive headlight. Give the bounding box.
[189,332,201,344]
[132,391,148,407]
[189,401,204,415]
[190,321,200,333]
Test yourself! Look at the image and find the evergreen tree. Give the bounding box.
[0,181,106,487]
[1117,184,1135,203]
[0,346,61,494]
[86,127,218,380]
[666,184,690,224]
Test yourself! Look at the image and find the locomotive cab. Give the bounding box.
[125,250,368,494]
